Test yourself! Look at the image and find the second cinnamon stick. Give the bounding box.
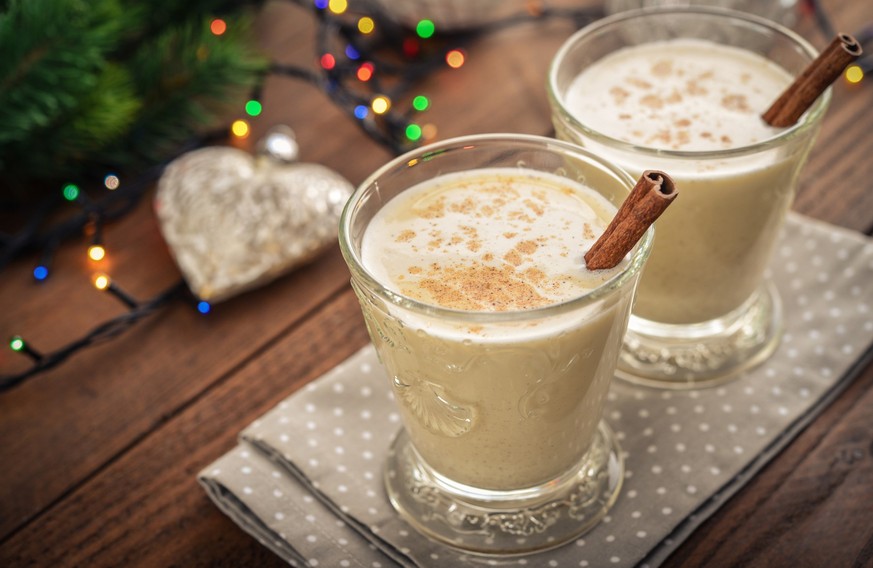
[762,33,862,127]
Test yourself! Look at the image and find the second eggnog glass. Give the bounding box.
[548,7,830,388]
[339,134,652,554]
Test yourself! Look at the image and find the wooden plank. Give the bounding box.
[662,358,873,567]
[0,289,369,566]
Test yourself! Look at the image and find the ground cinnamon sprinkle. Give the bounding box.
[396,229,416,242]
[516,240,538,255]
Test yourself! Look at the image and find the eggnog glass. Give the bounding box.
[339,134,652,554]
[548,7,830,388]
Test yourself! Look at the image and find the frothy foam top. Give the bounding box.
[361,168,621,312]
[564,39,793,151]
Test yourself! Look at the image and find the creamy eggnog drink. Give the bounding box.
[339,135,652,553]
[549,8,830,386]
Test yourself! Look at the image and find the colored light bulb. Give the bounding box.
[210,19,227,36]
[416,19,435,39]
[197,301,211,314]
[845,65,863,84]
[231,119,250,138]
[371,95,391,115]
[358,17,375,34]
[88,245,106,261]
[62,184,80,201]
[33,265,49,281]
[446,49,465,69]
[92,273,110,290]
[406,124,422,141]
[245,100,262,117]
[412,95,429,111]
[10,336,25,352]
[104,174,120,190]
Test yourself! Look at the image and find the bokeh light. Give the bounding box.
[245,100,263,116]
[88,245,106,261]
[371,95,391,115]
[845,64,864,84]
[358,17,375,34]
[103,174,120,190]
[210,19,227,36]
[416,19,435,39]
[446,49,465,69]
[328,0,347,14]
[231,119,250,138]
[412,95,429,111]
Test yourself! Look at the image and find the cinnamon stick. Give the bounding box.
[762,33,862,127]
[585,170,677,270]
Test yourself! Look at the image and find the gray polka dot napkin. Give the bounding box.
[199,214,873,568]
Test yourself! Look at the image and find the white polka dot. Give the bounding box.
[687,485,698,494]
[656,487,666,495]
[675,443,686,452]
[241,466,252,475]
[275,512,285,520]
[662,507,672,515]
[631,511,641,518]
[338,485,348,493]
[605,534,615,542]
[306,535,317,543]
[651,465,662,474]
[627,490,637,498]
[637,530,647,538]
[699,423,710,432]
[273,489,283,498]
[309,560,318,567]
[611,557,621,564]
[710,466,721,475]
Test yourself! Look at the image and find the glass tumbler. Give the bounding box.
[339,134,652,554]
[548,7,830,388]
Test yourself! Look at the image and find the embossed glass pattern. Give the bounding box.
[339,134,652,554]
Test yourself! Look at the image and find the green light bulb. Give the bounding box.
[412,95,429,111]
[62,184,80,201]
[245,100,263,117]
[406,124,422,141]
[416,19,435,39]
[10,336,25,351]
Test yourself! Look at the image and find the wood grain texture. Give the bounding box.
[1,0,871,566]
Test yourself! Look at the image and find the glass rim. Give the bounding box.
[547,5,832,160]
[338,133,653,323]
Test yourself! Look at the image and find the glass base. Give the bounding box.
[383,421,623,555]
[617,281,783,389]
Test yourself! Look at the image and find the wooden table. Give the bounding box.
[2,1,871,566]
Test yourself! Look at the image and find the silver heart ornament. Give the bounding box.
[155,129,353,302]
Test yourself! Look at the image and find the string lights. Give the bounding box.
[2,0,870,390]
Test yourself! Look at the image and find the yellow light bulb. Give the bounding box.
[845,65,864,84]
[88,245,106,261]
[371,95,391,115]
[328,0,347,14]
[358,17,375,34]
[231,119,250,138]
[93,273,110,290]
